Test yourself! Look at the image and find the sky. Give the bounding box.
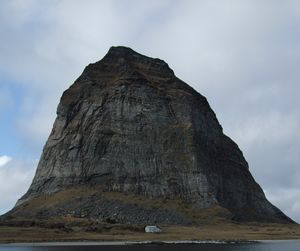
[0,0,300,222]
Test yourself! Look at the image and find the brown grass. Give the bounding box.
[0,222,300,243]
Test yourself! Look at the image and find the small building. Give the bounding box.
[145,225,161,233]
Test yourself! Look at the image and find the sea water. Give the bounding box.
[1,241,300,251]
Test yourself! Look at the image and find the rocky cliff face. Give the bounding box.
[14,46,292,223]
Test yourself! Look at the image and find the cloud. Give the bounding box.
[0,155,12,167]
[131,1,300,221]
[266,188,300,223]
[0,0,300,222]
[0,0,176,147]
[0,157,37,215]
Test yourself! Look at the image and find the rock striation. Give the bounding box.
[13,46,293,224]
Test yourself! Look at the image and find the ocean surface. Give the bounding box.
[1,241,300,251]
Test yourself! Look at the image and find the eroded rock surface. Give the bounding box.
[14,46,293,223]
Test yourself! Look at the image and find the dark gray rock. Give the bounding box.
[15,46,293,223]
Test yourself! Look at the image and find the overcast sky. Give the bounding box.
[0,0,299,222]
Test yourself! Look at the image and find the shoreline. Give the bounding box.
[0,240,259,246]
[2,239,300,246]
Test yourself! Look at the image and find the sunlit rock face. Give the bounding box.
[16,46,293,223]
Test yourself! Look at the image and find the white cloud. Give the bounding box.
[265,188,300,223]
[0,0,300,222]
[0,155,12,167]
[0,157,37,215]
[227,112,300,149]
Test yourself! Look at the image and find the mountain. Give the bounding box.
[7,46,293,224]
